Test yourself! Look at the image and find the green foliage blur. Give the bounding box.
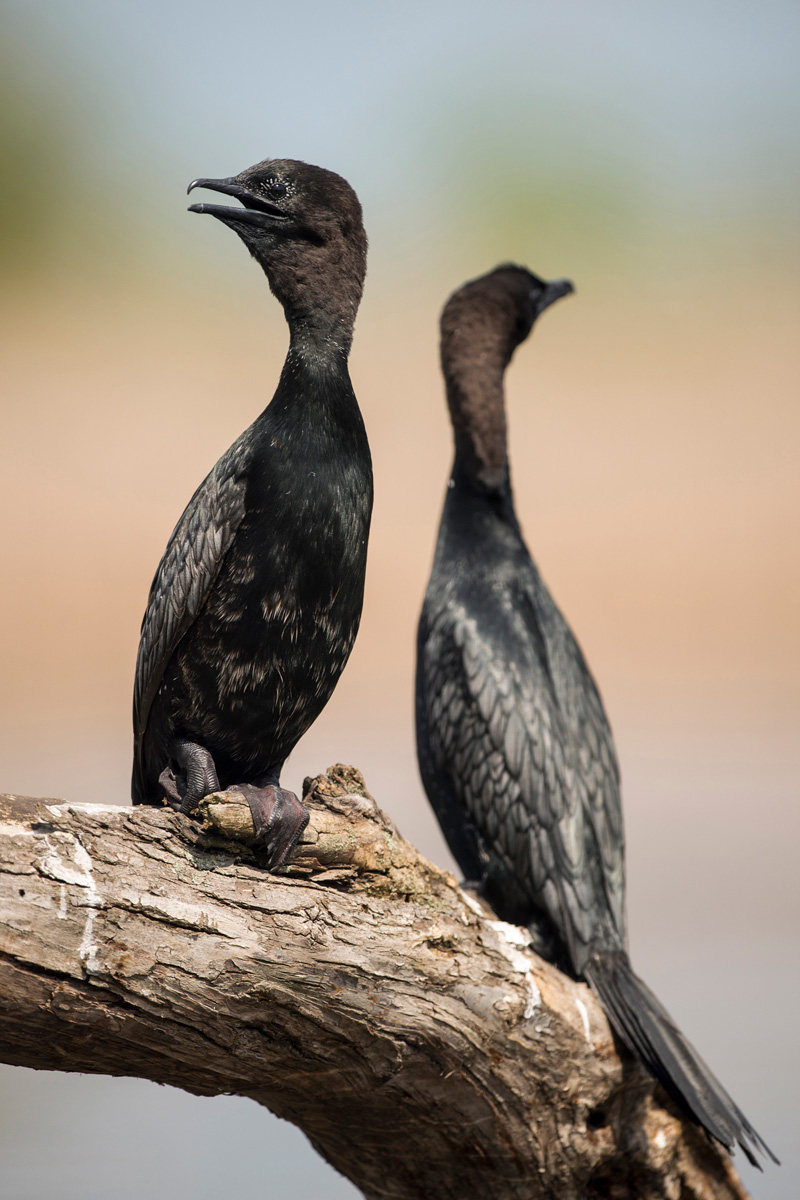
[1,3,796,296]
[0,30,87,275]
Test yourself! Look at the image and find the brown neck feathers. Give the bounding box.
[440,279,525,490]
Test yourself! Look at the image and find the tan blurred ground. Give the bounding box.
[2,269,796,718]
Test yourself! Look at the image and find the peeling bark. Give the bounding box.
[0,766,749,1200]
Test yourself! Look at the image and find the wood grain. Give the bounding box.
[0,767,749,1200]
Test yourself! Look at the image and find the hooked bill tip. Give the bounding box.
[534,277,575,316]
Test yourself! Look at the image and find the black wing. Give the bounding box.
[419,563,626,975]
[516,570,626,944]
[416,608,486,885]
[132,445,249,786]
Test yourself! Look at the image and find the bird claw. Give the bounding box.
[159,740,220,814]
[158,743,307,872]
[158,765,184,809]
[234,783,310,872]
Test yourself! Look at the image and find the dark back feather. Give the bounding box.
[131,444,248,803]
[417,474,625,973]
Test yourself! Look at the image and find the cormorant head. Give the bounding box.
[441,264,574,373]
[188,159,367,344]
[439,265,573,490]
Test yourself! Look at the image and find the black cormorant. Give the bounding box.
[132,158,372,872]
[415,264,774,1166]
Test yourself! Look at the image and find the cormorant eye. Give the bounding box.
[266,179,287,200]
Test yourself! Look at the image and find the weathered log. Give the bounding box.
[0,766,749,1200]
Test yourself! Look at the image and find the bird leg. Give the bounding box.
[158,739,220,814]
[158,744,307,872]
[234,782,310,873]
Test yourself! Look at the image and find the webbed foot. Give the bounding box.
[235,783,310,873]
[159,739,220,813]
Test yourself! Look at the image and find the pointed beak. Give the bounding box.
[188,176,242,199]
[537,278,575,314]
[186,177,287,224]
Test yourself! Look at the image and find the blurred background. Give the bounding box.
[0,1,797,1196]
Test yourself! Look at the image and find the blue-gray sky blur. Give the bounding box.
[3,0,799,275]
[0,2,797,1198]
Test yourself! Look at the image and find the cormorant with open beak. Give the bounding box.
[132,158,372,871]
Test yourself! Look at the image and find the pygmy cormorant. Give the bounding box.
[415,264,775,1165]
[132,158,372,871]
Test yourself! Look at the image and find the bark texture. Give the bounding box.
[0,765,749,1200]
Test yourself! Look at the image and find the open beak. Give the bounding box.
[187,177,287,226]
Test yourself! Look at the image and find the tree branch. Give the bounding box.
[0,766,749,1199]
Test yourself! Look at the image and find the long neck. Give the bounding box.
[262,246,363,366]
[430,456,523,588]
[448,453,518,530]
[286,306,355,366]
[270,297,355,415]
[444,347,510,491]
[263,316,367,461]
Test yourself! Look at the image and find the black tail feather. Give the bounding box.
[584,951,778,1169]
